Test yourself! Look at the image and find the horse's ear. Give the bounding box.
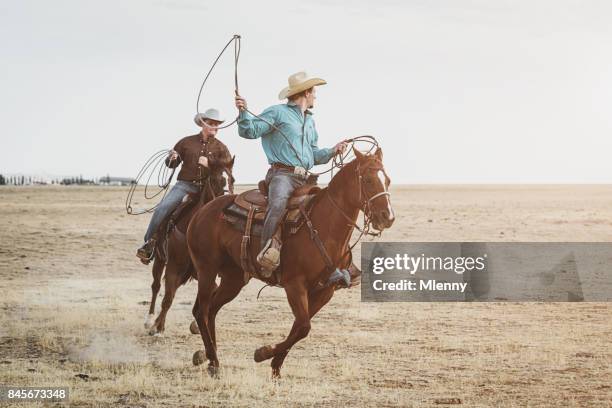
[353,147,364,161]
[375,147,383,160]
[230,155,235,166]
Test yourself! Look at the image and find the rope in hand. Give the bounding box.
[196,34,382,176]
[129,36,382,213]
[126,36,240,216]
[196,34,311,169]
[125,149,180,215]
[196,35,242,129]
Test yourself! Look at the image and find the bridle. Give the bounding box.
[198,165,235,206]
[326,158,391,239]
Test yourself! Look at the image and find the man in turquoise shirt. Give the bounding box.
[235,71,348,276]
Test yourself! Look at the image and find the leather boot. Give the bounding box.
[136,239,156,265]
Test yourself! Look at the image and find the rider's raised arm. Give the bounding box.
[237,106,277,140]
[310,124,335,165]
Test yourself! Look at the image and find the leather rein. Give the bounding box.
[326,160,391,238]
[299,159,391,288]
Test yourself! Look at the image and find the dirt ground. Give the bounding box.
[1,185,610,407]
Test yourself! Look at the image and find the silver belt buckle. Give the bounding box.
[294,166,307,177]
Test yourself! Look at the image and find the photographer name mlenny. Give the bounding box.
[372,279,468,293]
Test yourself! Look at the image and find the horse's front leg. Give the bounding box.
[145,257,164,330]
[254,280,310,364]
[270,285,335,378]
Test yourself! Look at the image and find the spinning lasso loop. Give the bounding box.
[125,150,180,215]
[196,34,382,179]
[126,37,381,218]
[196,34,242,129]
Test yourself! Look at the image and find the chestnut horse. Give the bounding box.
[186,147,394,378]
[144,159,235,336]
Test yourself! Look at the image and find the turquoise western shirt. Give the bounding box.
[237,102,334,170]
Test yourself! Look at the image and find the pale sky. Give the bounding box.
[1,0,611,183]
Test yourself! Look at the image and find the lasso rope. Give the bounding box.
[128,36,382,217]
[194,34,381,182]
[125,149,180,215]
[195,35,241,129]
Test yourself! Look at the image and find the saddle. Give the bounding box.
[223,181,321,235]
[222,180,321,284]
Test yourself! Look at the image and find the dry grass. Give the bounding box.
[0,185,611,407]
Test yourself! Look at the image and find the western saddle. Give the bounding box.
[222,180,321,284]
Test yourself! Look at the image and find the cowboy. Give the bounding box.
[137,108,232,264]
[234,71,349,277]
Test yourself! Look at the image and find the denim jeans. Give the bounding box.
[261,168,306,248]
[144,181,199,242]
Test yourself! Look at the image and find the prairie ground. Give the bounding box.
[0,185,610,407]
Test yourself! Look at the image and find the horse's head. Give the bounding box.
[210,155,235,196]
[333,147,395,231]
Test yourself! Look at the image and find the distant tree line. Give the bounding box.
[0,174,133,186]
[0,175,35,185]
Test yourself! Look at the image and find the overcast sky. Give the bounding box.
[1,0,611,183]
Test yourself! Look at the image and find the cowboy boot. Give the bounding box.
[136,238,156,265]
[257,237,281,277]
[325,268,351,289]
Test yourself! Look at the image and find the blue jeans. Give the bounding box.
[261,168,306,248]
[144,181,199,242]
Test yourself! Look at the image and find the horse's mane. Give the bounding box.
[311,157,360,204]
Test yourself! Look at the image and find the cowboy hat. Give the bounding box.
[278,71,327,100]
[194,108,225,126]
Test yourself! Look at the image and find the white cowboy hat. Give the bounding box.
[278,71,327,100]
[194,108,225,126]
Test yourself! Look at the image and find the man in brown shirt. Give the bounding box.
[137,108,232,263]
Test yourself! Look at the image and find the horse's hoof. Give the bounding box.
[207,364,220,378]
[144,314,155,329]
[148,326,162,337]
[254,345,274,363]
[271,368,281,380]
[192,350,206,366]
[189,320,200,334]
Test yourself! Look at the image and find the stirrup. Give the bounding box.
[325,268,351,289]
[257,239,280,278]
[137,239,156,265]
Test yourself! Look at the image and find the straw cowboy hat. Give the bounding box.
[194,108,225,126]
[278,71,327,100]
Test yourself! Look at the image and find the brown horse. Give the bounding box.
[144,159,235,336]
[186,147,394,377]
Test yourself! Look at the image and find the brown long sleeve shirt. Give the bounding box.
[166,133,232,183]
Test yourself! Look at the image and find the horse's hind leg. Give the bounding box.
[145,257,164,330]
[270,285,335,378]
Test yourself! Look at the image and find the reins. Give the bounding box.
[324,159,390,261]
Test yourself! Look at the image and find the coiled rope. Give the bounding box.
[125,150,180,215]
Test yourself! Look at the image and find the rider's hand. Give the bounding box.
[198,156,209,168]
[334,141,349,155]
[235,95,247,111]
[169,150,178,161]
